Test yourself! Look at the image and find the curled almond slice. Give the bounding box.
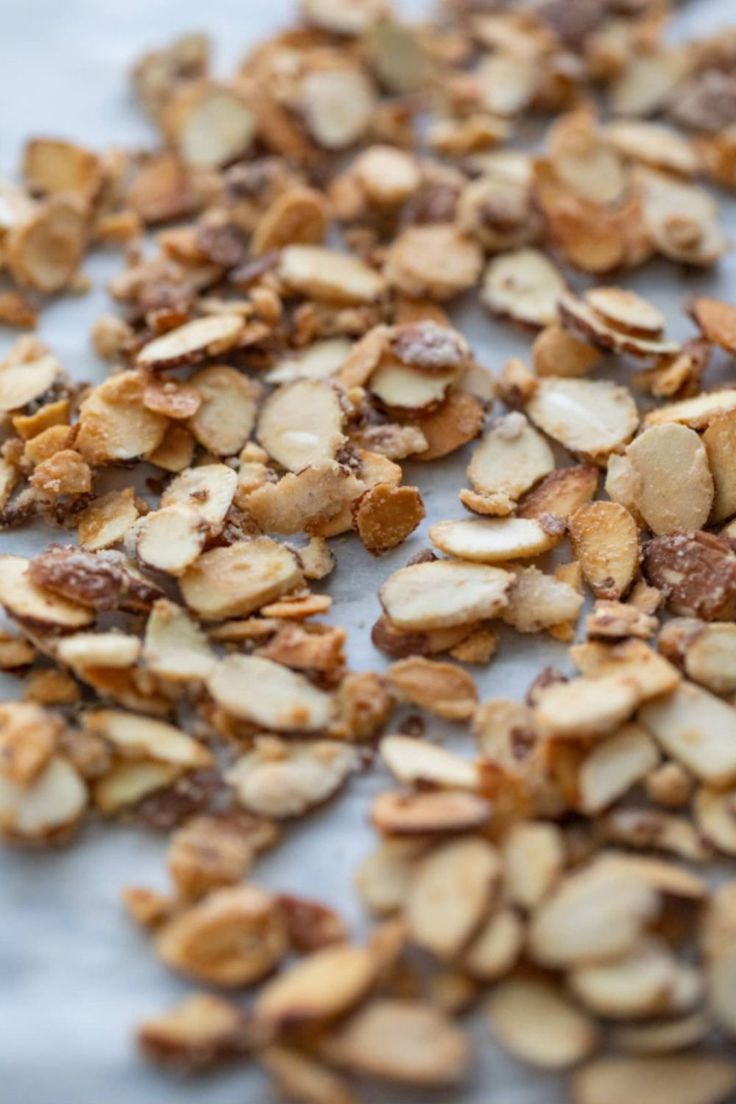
[256,943,377,1028]
[279,246,385,305]
[227,740,356,819]
[481,248,567,328]
[188,366,260,457]
[385,658,477,722]
[569,501,640,599]
[0,352,59,413]
[208,655,333,733]
[142,599,215,682]
[257,379,345,471]
[535,674,640,740]
[180,538,302,621]
[0,755,87,842]
[579,724,660,814]
[380,735,478,790]
[429,517,555,563]
[156,885,287,987]
[324,999,470,1086]
[639,681,736,786]
[84,710,212,768]
[624,424,713,535]
[571,1055,736,1104]
[526,377,639,460]
[0,554,94,631]
[406,836,500,959]
[137,314,245,371]
[487,978,598,1070]
[467,413,554,504]
[379,559,513,631]
[371,790,491,836]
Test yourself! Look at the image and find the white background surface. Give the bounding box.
[1,2,736,1102]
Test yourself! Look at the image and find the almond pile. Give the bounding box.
[4,1,736,1102]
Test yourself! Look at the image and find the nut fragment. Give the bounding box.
[571,1056,736,1104]
[526,378,639,459]
[354,484,425,555]
[379,559,513,631]
[227,739,356,818]
[487,978,598,1069]
[385,659,477,722]
[137,994,250,1071]
[569,502,640,600]
[208,655,333,732]
[256,943,377,1028]
[624,424,713,535]
[643,532,736,621]
[482,248,567,328]
[430,517,555,563]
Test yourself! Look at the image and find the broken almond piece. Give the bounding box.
[569,501,640,600]
[690,297,736,354]
[482,248,567,328]
[246,461,363,536]
[0,755,87,843]
[379,559,513,631]
[0,555,94,632]
[137,993,250,1071]
[354,484,425,555]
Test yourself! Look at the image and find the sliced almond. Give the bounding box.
[625,424,713,535]
[502,566,584,635]
[133,505,207,576]
[83,710,212,768]
[137,314,244,371]
[0,351,59,413]
[0,555,94,632]
[371,790,492,836]
[379,559,513,631]
[684,624,736,695]
[256,943,376,1028]
[569,501,640,599]
[571,1055,736,1104]
[279,246,385,305]
[467,413,554,505]
[180,538,302,621]
[385,659,477,722]
[57,632,141,671]
[187,366,260,456]
[526,378,639,460]
[482,248,567,328]
[535,674,639,741]
[226,739,356,818]
[76,371,168,465]
[259,1046,356,1104]
[644,389,736,431]
[164,81,256,168]
[142,599,215,682]
[571,640,680,703]
[570,939,701,1019]
[257,379,345,471]
[636,166,726,268]
[93,761,184,815]
[380,735,478,789]
[369,360,456,412]
[23,138,101,202]
[429,517,555,564]
[487,978,598,1070]
[502,820,565,910]
[354,484,425,555]
[6,196,87,292]
[266,338,353,385]
[703,411,736,523]
[246,461,363,536]
[560,292,677,360]
[0,755,87,842]
[579,724,660,814]
[519,464,599,523]
[609,1012,710,1056]
[464,908,524,981]
[160,464,236,535]
[690,297,736,354]
[384,224,483,301]
[639,681,736,786]
[533,324,601,379]
[208,655,333,733]
[298,66,375,150]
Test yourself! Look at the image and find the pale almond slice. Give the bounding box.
[625,424,713,535]
[605,121,700,177]
[475,51,537,116]
[257,379,346,471]
[371,790,492,836]
[595,854,705,901]
[188,366,261,456]
[369,360,456,412]
[379,559,513,631]
[57,632,141,670]
[639,681,736,785]
[571,640,680,703]
[279,246,385,305]
[0,755,87,842]
[636,166,726,267]
[180,538,302,621]
[703,411,736,523]
[529,858,660,968]
[94,761,182,815]
[406,836,500,959]
[644,390,736,431]
[467,413,554,503]
[464,908,524,981]
[246,461,363,536]
[324,999,470,1086]
[579,724,660,814]
[383,224,483,301]
[571,1055,736,1104]
[502,566,584,634]
[156,885,287,987]
[487,978,598,1070]
[352,144,421,207]
[684,624,736,695]
[535,674,640,740]
[429,517,555,563]
[76,371,168,465]
[266,338,353,385]
[569,939,700,1020]
[609,1013,710,1056]
[0,555,94,631]
[297,66,375,150]
[137,314,245,371]
[256,943,377,1028]
[133,505,207,576]
[585,287,665,338]
[23,137,101,202]
[355,840,421,916]
[481,248,567,328]
[526,378,639,460]
[164,81,256,168]
[611,48,690,116]
[0,352,59,413]
[142,599,215,682]
[78,489,140,552]
[83,710,212,768]
[379,735,478,790]
[384,659,477,722]
[226,739,356,818]
[569,501,640,599]
[502,821,565,910]
[160,464,236,535]
[602,807,708,862]
[208,655,333,733]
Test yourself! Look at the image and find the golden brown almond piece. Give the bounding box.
[163,80,256,168]
[642,532,736,620]
[569,501,640,599]
[384,224,483,301]
[413,391,486,461]
[519,464,599,522]
[703,410,736,522]
[690,297,736,353]
[137,994,251,1071]
[380,735,478,791]
[644,389,736,430]
[188,366,260,457]
[246,462,364,537]
[533,323,602,377]
[487,978,599,1070]
[526,377,639,460]
[168,814,276,900]
[354,484,425,555]
[137,314,245,372]
[0,554,95,632]
[251,187,328,256]
[279,245,385,305]
[255,943,377,1028]
[371,790,491,836]
[385,658,478,721]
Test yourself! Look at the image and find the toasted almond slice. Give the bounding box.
[379,559,513,631]
[610,1012,710,1056]
[384,224,483,301]
[76,371,168,465]
[467,413,554,502]
[535,674,639,740]
[429,517,555,563]
[256,943,376,1027]
[266,339,353,385]
[585,287,665,338]
[625,424,713,535]
[57,632,141,670]
[257,379,345,471]
[684,624,736,695]
[579,724,660,814]
[164,81,256,168]
[353,144,421,206]
[298,66,375,150]
[526,378,639,459]
[227,739,356,819]
[134,505,207,576]
[475,51,537,116]
[533,324,601,378]
[385,659,477,722]
[279,246,385,305]
[259,1046,356,1104]
[161,464,236,535]
[354,840,422,916]
[639,682,736,785]
[464,908,524,981]
[529,858,659,968]
[487,978,598,1070]
[597,854,705,901]
[156,885,287,987]
[502,566,584,635]
[369,360,456,412]
[406,836,500,959]
[187,366,260,456]
[644,389,736,431]
[690,297,736,354]
[704,411,736,523]
[606,120,699,176]
[636,166,726,267]
[138,993,250,1071]
[84,710,212,768]
[519,464,599,523]
[371,789,491,836]
[571,1055,736,1104]
[208,655,333,733]
[93,761,182,815]
[502,820,565,910]
[143,599,215,682]
[180,538,302,621]
[569,501,640,599]
[324,999,470,1086]
[137,314,244,371]
[0,555,94,631]
[0,352,59,413]
[411,390,485,462]
[252,186,328,257]
[0,755,86,841]
[380,735,478,790]
[246,462,363,536]
[481,248,567,328]
[570,939,700,1020]
[6,196,87,292]
[23,137,101,201]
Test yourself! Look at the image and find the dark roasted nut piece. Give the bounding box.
[28,546,163,612]
[643,531,736,621]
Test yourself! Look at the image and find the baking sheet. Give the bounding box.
[1,1,736,1101]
